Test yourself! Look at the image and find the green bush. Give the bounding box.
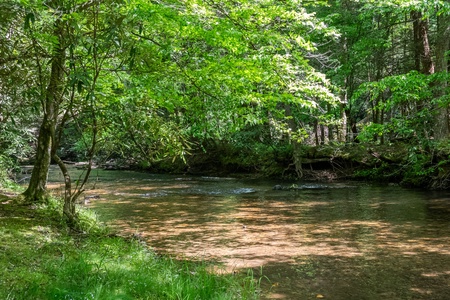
[0,154,17,189]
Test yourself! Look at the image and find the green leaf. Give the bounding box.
[24,12,35,30]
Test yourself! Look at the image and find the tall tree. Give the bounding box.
[433,4,450,140]
[23,7,66,203]
[12,0,127,225]
[319,0,450,144]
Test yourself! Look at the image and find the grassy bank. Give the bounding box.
[0,192,259,300]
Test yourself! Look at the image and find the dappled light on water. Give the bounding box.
[47,168,450,299]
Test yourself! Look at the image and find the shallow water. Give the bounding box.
[47,167,450,299]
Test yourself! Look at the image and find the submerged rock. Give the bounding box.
[272,184,330,191]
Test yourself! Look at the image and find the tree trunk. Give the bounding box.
[327,104,334,141]
[435,13,450,73]
[340,98,348,142]
[433,12,450,140]
[419,17,434,75]
[283,103,303,178]
[22,116,52,202]
[411,11,422,72]
[314,119,319,146]
[53,154,75,222]
[411,11,435,75]
[372,17,388,143]
[320,124,325,145]
[22,18,65,203]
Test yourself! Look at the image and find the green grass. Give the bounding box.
[0,193,259,300]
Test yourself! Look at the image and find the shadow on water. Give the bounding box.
[44,167,450,299]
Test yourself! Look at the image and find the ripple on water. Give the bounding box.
[46,168,450,300]
[141,191,169,198]
[232,188,257,194]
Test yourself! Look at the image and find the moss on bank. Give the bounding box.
[294,142,450,189]
[0,192,259,300]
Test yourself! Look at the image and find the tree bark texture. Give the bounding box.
[411,11,435,75]
[23,19,65,203]
[433,12,450,140]
[411,11,422,72]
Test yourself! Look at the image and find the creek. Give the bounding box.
[46,166,450,299]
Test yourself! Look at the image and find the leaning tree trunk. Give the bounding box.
[52,111,97,226]
[22,18,65,203]
[53,154,77,226]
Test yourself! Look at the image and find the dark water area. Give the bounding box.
[46,167,450,299]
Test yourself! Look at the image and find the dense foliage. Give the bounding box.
[1,0,450,212]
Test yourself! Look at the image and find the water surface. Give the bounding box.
[48,168,450,299]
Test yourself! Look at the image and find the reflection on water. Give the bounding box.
[47,167,450,299]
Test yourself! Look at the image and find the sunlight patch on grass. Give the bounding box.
[0,195,259,300]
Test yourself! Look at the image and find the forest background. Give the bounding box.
[1,0,450,223]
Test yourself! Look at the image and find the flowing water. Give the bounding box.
[47,167,450,299]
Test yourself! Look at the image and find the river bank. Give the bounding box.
[0,190,259,300]
[126,142,450,190]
